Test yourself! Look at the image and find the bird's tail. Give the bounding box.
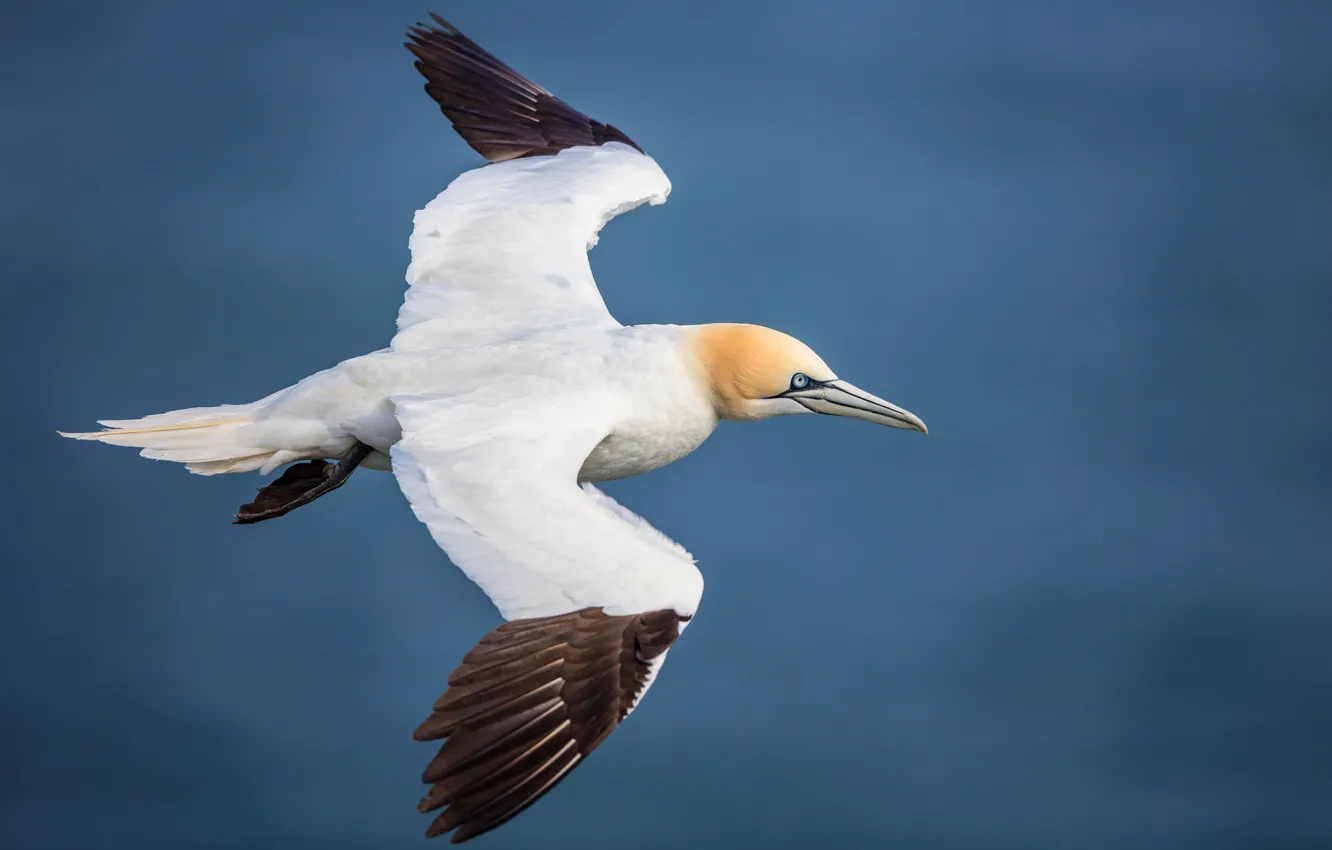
[59,396,295,475]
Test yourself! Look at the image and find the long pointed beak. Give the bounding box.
[793,380,928,433]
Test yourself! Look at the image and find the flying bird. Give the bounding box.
[62,13,927,843]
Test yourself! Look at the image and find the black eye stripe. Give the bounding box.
[765,374,826,399]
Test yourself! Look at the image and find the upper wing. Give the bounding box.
[394,17,671,351]
[391,391,702,840]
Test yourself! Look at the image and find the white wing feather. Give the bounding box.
[393,143,670,351]
[390,391,703,621]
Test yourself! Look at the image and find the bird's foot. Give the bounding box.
[233,442,373,525]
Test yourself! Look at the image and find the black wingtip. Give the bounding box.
[405,13,643,162]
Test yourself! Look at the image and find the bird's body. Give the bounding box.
[61,13,926,843]
[175,321,720,483]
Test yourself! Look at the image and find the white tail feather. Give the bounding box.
[59,402,284,476]
[185,454,280,475]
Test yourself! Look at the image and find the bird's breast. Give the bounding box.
[577,339,718,482]
[578,414,715,481]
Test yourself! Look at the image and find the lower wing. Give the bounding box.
[390,390,703,841]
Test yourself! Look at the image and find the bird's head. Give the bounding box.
[689,323,927,431]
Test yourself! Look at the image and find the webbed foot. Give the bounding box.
[233,442,373,524]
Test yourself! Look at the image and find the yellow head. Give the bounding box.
[688,323,927,430]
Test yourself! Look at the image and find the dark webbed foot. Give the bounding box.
[233,442,374,525]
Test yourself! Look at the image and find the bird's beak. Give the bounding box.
[790,380,928,433]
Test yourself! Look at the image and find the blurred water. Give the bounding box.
[3,1,1330,848]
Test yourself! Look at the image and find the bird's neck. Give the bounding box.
[679,323,781,421]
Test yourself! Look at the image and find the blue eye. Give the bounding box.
[790,373,810,389]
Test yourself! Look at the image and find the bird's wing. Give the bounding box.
[390,391,703,842]
[394,16,671,351]
[390,391,703,621]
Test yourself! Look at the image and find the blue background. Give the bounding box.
[4,2,1330,848]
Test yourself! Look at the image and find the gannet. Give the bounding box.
[61,13,927,843]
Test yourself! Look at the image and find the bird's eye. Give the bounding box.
[790,373,810,389]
